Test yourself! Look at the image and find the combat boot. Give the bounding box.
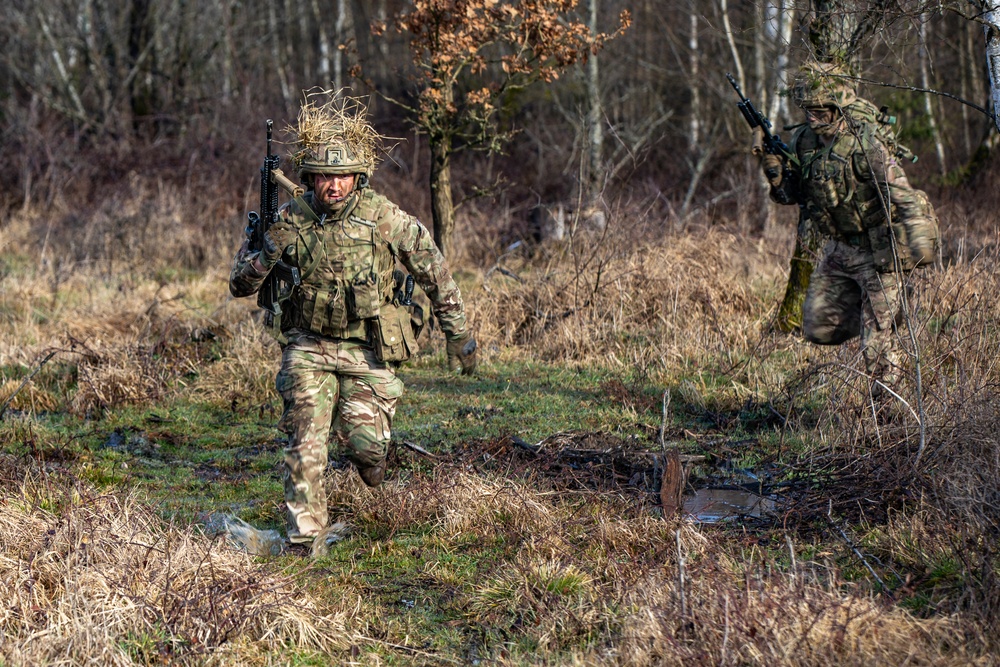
[357,460,386,488]
[287,513,323,545]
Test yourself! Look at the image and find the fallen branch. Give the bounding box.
[401,440,439,459]
[826,500,888,591]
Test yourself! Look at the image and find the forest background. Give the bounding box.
[2,0,1000,665]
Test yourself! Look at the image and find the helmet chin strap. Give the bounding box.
[356,174,369,189]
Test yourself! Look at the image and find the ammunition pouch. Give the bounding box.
[285,286,367,340]
[870,216,939,273]
[258,260,301,345]
[870,188,939,273]
[369,303,418,363]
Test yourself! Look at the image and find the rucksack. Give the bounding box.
[843,98,917,164]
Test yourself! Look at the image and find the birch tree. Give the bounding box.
[984,0,1000,132]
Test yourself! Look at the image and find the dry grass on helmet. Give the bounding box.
[286,89,386,174]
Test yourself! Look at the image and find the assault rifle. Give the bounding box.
[726,73,796,204]
[245,119,304,321]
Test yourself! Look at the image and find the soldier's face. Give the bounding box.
[805,107,840,137]
[314,173,357,211]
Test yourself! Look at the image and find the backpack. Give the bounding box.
[843,99,917,165]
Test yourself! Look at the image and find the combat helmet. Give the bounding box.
[289,89,382,186]
[791,61,857,109]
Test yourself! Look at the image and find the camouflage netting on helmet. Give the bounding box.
[288,89,384,178]
[791,61,857,109]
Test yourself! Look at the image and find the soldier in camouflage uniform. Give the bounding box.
[230,94,477,544]
[763,62,938,392]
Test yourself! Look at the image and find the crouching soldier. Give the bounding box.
[763,62,939,394]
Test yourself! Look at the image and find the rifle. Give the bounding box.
[726,73,796,204]
[245,119,304,321]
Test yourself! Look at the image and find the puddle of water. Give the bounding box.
[683,487,776,523]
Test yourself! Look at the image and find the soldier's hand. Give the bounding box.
[761,154,784,188]
[260,225,295,268]
[446,331,477,375]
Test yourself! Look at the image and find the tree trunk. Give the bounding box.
[919,14,946,174]
[429,135,456,259]
[776,211,820,331]
[269,1,292,110]
[334,0,349,91]
[584,0,603,210]
[985,0,1000,133]
[221,0,235,100]
[688,0,700,151]
[767,0,794,125]
[127,0,155,130]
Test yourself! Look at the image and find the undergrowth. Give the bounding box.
[1,182,999,664]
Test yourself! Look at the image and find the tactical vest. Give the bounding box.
[274,190,397,341]
[793,126,892,241]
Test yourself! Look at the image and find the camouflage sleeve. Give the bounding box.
[228,239,269,298]
[854,138,922,221]
[378,205,468,339]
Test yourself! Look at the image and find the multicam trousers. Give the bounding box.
[275,328,403,539]
[802,239,905,382]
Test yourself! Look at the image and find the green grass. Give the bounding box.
[1,348,993,664]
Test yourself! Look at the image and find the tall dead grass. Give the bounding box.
[470,222,790,368]
[0,457,354,666]
[312,464,989,665]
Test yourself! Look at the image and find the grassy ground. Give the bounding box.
[2,203,999,665]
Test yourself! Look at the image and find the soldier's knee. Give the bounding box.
[803,319,857,346]
[345,431,387,467]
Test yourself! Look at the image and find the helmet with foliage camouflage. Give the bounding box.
[791,61,857,109]
[289,90,382,183]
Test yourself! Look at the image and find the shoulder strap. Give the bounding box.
[288,193,325,282]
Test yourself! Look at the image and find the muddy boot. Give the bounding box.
[357,459,386,488]
[287,514,323,545]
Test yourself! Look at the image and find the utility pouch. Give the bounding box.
[310,290,331,333]
[870,190,938,273]
[370,304,417,363]
[870,218,939,273]
[328,287,349,330]
[350,275,381,320]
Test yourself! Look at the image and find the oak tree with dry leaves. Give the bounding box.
[374,0,630,258]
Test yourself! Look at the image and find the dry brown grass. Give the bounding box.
[0,458,354,666]
[3,180,1000,663]
[470,222,791,369]
[308,463,991,665]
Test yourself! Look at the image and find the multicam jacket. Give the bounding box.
[770,114,938,271]
[230,189,468,342]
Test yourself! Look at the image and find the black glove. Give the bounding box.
[446,331,477,375]
[761,154,784,188]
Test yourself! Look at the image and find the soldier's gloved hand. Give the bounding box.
[446,331,477,375]
[259,225,295,269]
[761,154,784,188]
